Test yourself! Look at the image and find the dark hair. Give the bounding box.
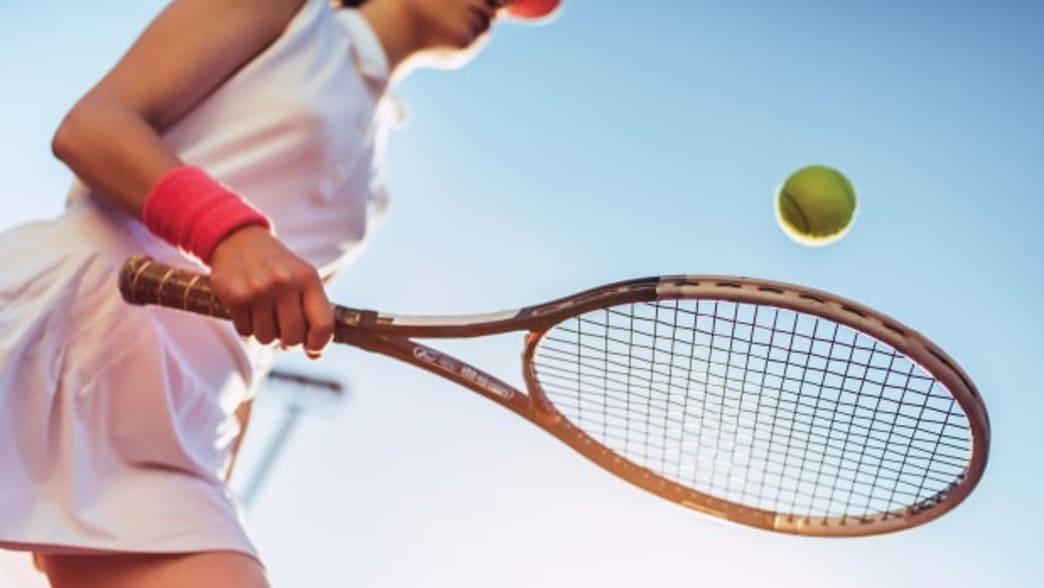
[335,0,369,7]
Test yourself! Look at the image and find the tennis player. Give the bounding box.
[0,0,560,586]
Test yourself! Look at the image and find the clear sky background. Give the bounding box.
[1,1,1042,586]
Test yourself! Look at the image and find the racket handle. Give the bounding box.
[118,256,229,319]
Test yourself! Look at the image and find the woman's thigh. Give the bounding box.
[39,550,269,588]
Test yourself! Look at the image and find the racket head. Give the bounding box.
[518,275,989,537]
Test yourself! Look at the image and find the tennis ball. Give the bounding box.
[775,165,858,246]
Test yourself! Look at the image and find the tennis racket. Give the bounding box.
[119,256,989,537]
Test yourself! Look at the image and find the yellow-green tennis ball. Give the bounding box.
[775,165,858,246]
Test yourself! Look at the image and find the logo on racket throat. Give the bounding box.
[411,345,515,400]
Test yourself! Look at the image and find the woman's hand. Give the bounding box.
[208,226,334,359]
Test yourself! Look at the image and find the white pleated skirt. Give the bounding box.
[0,199,269,559]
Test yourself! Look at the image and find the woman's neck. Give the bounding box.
[356,1,427,76]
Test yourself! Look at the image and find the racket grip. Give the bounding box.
[118,256,230,319]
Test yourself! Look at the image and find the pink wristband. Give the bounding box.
[142,166,272,264]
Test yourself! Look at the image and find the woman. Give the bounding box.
[0,0,560,585]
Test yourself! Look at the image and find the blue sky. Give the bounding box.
[2,1,1042,586]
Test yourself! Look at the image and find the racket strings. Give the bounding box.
[534,349,971,465]
[532,300,973,522]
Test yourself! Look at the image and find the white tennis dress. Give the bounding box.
[0,0,393,559]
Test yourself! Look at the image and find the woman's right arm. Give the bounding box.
[52,0,334,357]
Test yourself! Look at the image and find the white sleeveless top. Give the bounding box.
[0,0,394,558]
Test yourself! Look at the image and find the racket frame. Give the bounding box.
[120,256,990,537]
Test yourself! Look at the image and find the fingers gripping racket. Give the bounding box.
[119,256,989,537]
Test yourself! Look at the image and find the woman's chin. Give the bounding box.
[415,36,491,71]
